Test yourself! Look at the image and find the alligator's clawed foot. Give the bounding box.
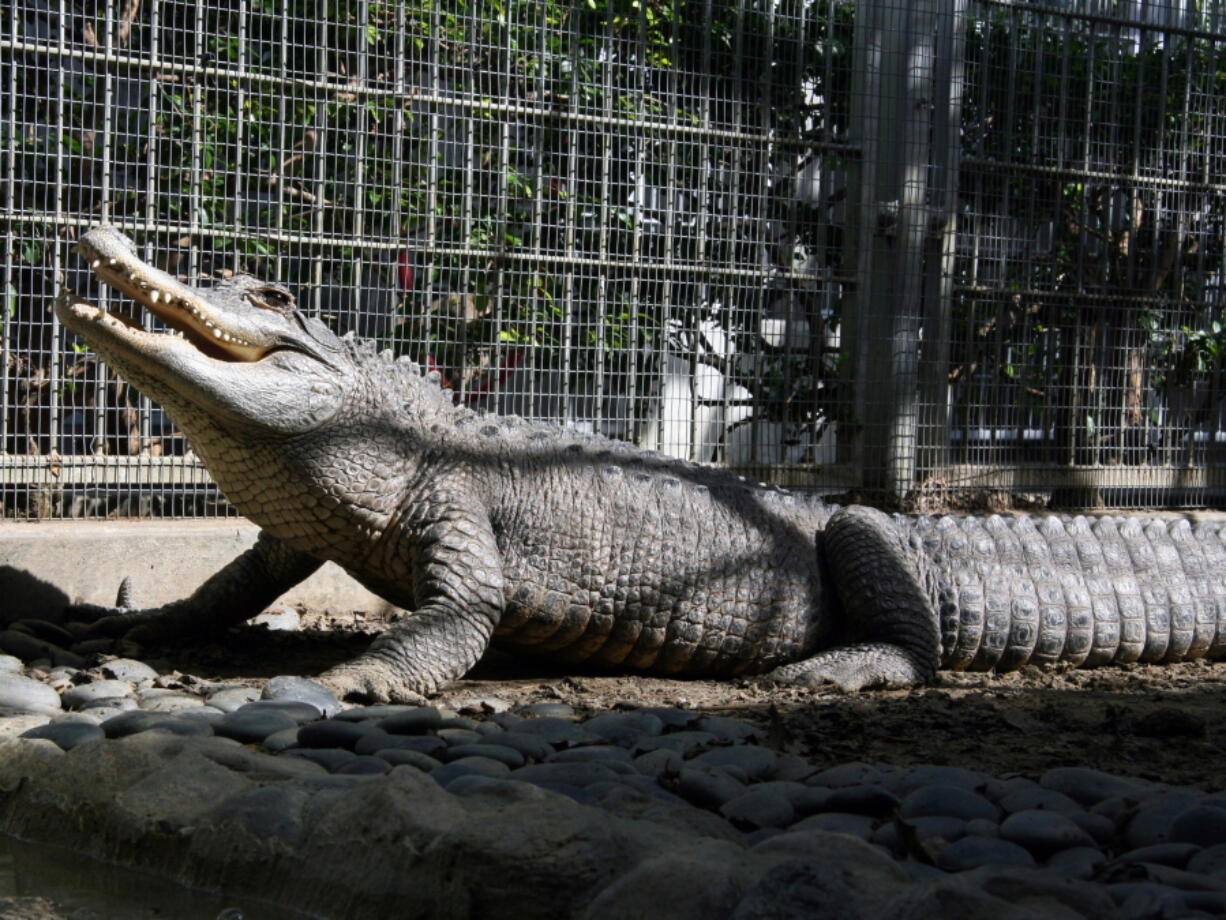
[66,577,138,625]
[66,607,153,641]
[64,585,192,650]
[319,662,430,706]
[762,662,862,692]
[764,642,934,693]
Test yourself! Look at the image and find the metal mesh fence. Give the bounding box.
[1,0,1225,518]
[929,0,1226,509]
[2,0,855,518]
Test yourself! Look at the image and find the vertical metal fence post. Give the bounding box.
[917,0,968,485]
[846,0,962,502]
[842,0,879,484]
[1,6,15,457]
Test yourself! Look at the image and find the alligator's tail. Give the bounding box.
[767,511,1226,691]
[925,513,1226,672]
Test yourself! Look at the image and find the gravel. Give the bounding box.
[1,638,1226,920]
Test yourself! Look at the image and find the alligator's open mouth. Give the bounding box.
[74,235,269,363]
[55,288,210,363]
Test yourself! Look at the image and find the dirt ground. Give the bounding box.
[130,607,1226,792]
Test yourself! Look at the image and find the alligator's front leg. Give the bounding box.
[70,530,324,646]
[768,505,942,691]
[319,508,505,704]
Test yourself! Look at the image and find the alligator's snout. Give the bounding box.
[77,224,139,261]
[73,226,278,362]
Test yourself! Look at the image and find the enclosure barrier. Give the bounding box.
[2,0,1224,516]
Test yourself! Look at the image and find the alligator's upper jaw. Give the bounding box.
[73,229,268,363]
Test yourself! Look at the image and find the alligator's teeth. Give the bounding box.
[149,289,161,304]
[90,259,101,269]
[212,327,222,338]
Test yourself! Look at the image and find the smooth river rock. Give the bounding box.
[0,674,62,714]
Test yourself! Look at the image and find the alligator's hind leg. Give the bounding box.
[766,506,942,691]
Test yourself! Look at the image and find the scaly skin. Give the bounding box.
[55,226,1226,702]
[768,506,1226,691]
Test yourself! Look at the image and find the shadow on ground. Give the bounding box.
[0,567,70,624]
[125,604,1226,790]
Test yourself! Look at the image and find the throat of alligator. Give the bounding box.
[89,260,267,363]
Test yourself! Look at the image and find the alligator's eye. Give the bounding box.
[247,286,296,314]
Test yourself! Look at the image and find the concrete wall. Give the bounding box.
[0,520,387,623]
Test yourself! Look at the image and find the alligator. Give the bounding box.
[54,226,1226,703]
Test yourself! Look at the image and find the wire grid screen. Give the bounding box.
[938,0,1226,508]
[0,0,853,519]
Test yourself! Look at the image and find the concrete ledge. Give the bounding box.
[0,520,388,622]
